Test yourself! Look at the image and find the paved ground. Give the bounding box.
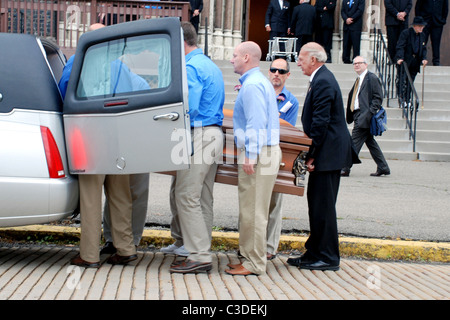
[147,158,450,242]
[0,158,449,303]
[0,244,448,303]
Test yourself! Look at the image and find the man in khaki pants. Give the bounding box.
[227,41,281,275]
[71,175,137,268]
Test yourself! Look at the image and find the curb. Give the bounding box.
[0,225,449,263]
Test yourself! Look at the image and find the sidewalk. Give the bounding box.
[0,158,449,301]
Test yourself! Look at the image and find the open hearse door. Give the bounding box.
[63,18,191,175]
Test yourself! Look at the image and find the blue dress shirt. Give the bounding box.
[233,67,280,160]
[186,48,224,127]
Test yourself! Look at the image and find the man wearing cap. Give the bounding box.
[396,16,428,82]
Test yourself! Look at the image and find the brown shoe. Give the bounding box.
[70,255,100,268]
[107,253,138,265]
[226,263,242,269]
[267,253,276,260]
[225,264,255,276]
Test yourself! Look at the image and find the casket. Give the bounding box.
[216,109,311,196]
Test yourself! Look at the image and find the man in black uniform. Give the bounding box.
[315,0,336,63]
[384,0,412,61]
[415,0,448,65]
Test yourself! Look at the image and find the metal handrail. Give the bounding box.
[372,27,419,152]
[397,61,420,152]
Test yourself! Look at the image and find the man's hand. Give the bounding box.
[193,9,200,17]
[397,59,404,65]
[243,157,257,175]
[306,157,315,172]
[346,18,354,25]
[266,25,272,32]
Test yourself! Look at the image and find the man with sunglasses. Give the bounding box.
[266,58,299,261]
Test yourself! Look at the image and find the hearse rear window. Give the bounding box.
[76,34,171,98]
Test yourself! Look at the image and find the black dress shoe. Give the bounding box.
[370,169,390,177]
[299,260,339,271]
[70,255,100,268]
[100,241,117,255]
[287,253,314,267]
[107,253,138,265]
[340,169,350,177]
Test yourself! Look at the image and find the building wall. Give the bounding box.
[197,0,449,65]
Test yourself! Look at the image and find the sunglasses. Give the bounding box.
[270,67,289,75]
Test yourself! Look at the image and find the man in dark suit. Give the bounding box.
[396,16,428,82]
[189,0,203,33]
[415,0,448,65]
[315,0,337,63]
[290,0,316,51]
[265,0,291,40]
[341,0,365,64]
[384,0,412,61]
[288,42,358,271]
[342,56,390,177]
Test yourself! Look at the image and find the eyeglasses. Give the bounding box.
[270,67,289,74]
[353,62,366,65]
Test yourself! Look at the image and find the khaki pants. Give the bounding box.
[238,145,281,275]
[267,192,283,255]
[170,126,223,263]
[79,174,135,262]
[103,173,149,246]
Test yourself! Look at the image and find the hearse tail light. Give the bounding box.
[40,126,66,178]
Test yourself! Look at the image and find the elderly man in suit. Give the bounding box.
[396,16,428,82]
[265,0,291,40]
[415,0,448,66]
[288,42,358,271]
[384,0,412,61]
[315,0,337,63]
[341,56,390,177]
[341,0,365,64]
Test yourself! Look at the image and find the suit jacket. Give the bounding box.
[290,3,316,36]
[189,0,203,12]
[384,0,412,26]
[315,0,336,29]
[395,27,427,73]
[265,0,291,33]
[301,65,357,171]
[415,0,448,26]
[341,0,365,31]
[346,71,383,129]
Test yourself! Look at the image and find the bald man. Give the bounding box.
[226,42,281,276]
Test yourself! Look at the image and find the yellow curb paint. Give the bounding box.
[1,225,449,263]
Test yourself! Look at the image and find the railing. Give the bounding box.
[397,62,420,152]
[372,27,397,105]
[372,27,418,152]
[0,0,189,57]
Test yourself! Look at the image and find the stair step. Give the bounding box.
[216,60,450,162]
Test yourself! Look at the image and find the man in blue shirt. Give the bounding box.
[266,58,299,260]
[167,22,225,274]
[225,41,281,276]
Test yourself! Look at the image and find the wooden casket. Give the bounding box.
[160,109,311,196]
[216,109,311,196]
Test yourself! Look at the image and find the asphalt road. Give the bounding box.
[144,158,450,243]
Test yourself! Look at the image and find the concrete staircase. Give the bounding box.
[215,60,450,162]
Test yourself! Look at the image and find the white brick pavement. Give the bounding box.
[0,246,449,300]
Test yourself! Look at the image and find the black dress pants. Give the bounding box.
[305,170,341,265]
[342,29,361,63]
